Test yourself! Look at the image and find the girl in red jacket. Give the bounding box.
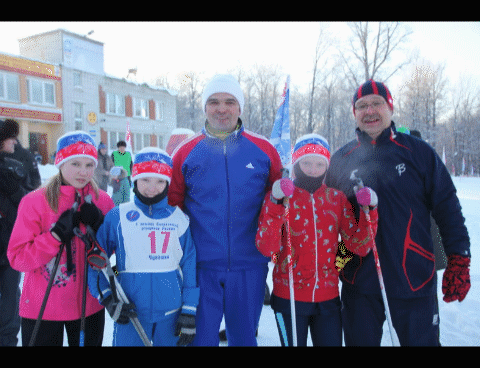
[255,134,378,346]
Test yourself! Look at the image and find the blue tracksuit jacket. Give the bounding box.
[87,196,199,322]
[168,121,282,270]
[325,122,470,299]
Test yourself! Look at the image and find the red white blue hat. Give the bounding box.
[55,131,98,168]
[292,134,330,167]
[132,147,173,183]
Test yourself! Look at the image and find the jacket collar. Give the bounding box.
[356,121,398,146]
[133,195,174,218]
[202,118,244,142]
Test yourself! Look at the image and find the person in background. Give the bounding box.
[111,141,133,186]
[110,166,130,205]
[94,142,114,192]
[325,79,471,346]
[0,119,30,346]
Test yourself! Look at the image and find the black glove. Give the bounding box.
[78,201,104,232]
[101,294,137,325]
[50,208,76,244]
[174,313,196,346]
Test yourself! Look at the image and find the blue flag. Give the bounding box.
[270,76,291,170]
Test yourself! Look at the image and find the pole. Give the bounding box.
[101,268,153,346]
[282,169,297,347]
[350,170,401,346]
[28,242,66,346]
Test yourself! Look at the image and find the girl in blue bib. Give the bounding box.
[88,147,199,346]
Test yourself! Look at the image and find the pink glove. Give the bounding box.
[272,178,294,200]
[355,187,378,207]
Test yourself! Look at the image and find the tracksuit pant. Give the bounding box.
[193,263,268,346]
[112,312,180,346]
[341,283,440,346]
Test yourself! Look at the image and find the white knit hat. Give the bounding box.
[202,74,244,114]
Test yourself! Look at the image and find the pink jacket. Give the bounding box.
[8,183,114,321]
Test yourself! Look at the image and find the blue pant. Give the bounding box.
[113,312,179,346]
[341,284,440,346]
[193,264,268,346]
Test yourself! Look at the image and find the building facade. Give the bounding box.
[15,28,176,161]
[0,52,62,164]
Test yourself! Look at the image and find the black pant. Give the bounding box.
[341,284,440,346]
[272,294,342,347]
[21,309,105,346]
[0,265,21,346]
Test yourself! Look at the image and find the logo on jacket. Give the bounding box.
[126,210,140,222]
[246,162,255,169]
[396,163,406,176]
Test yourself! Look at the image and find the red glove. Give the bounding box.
[442,254,471,302]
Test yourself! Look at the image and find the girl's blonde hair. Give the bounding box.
[44,172,99,213]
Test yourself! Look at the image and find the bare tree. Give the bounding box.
[174,71,205,132]
[307,24,332,133]
[397,60,448,148]
[341,22,412,86]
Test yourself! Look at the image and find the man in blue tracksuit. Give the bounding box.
[325,80,471,346]
[169,74,282,346]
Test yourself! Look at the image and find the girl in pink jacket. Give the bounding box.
[8,132,114,346]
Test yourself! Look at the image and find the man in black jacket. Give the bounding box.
[0,119,29,346]
[326,80,471,346]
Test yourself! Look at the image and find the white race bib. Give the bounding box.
[119,202,189,273]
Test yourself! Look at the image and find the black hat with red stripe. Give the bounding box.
[352,79,393,115]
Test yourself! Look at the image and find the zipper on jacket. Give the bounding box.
[311,193,319,302]
[224,140,231,271]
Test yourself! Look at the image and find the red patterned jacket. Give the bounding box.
[256,184,378,303]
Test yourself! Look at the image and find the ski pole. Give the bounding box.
[101,267,153,346]
[28,242,66,346]
[282,168,297,347]
[350,170,401,347]
[73,225,90,347]
[29,200,79,346]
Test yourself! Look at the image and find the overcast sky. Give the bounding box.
[0,21,478,93]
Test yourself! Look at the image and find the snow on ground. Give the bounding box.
[19,167,480,346]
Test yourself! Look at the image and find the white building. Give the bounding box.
[18,28,177,154]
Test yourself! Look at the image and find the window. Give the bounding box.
[143,134,150,148]
[109,131,125,151]
[0,73,20,102]
[156,101,165,121]
[74,103,83,130]
[26,78,55,106]
[106,93,125,115]
[134,98,148,118]
[135,133,142,151]
[109,131,118,151]
[73,71,82,87]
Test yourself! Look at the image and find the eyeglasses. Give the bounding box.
[355,100,386,111]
